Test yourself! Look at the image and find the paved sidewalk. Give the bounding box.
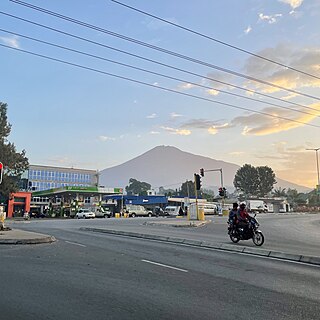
[0,228,56,244]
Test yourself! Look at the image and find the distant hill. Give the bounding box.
[100,145,311,193]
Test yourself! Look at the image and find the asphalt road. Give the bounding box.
[1,220,320,320]
[9,213,320,257]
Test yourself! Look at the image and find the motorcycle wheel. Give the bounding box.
[230,232,240,243]
[252,231,264,246]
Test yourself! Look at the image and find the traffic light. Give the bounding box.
[0,162,3,184]
[218,187,227,197]
[195,174,202,190]
[200,168,204,177]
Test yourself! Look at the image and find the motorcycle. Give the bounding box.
[228,214,264,246]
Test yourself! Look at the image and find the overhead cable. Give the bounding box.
[1,43,319,130]
[1,28,319,119]
[111,0,320,81]
[2,12,318,114]
[8,0,320,101]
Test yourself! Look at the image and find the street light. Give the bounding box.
[306,148,320,188]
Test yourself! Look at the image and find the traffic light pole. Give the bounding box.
[194,173,199,219]
[201,168,225,215]
[202,168,223,188]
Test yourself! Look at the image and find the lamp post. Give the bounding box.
[306,148,320,189]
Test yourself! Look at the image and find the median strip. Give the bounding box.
[80,227,320,266]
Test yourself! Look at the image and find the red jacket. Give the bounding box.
[237,208,250,222]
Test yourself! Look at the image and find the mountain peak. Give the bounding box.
[100,145,311,193]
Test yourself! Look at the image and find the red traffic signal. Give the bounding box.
[0,162,3,184]
[218,187,226,197]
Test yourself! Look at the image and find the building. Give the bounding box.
[32,186,123,217]
[27,164,98,192]
[7,164,100,218]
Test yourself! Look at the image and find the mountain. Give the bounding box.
[99,145,311,193]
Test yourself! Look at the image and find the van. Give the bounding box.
[199,203,218,215]
[125,205,152,217]
[164,206,181,216]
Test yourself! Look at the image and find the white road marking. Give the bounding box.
[142,259,188,273]
[65,241,86,247]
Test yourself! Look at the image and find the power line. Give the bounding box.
[111,0,320,81]
[9,0,320,101]
[1,11,318,114]
[1,28,319,119]
[1,43,320,130]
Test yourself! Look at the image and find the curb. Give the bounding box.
[0,236,56,245]
[80,227,320,266]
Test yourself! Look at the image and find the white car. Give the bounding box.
[76,209,95,219]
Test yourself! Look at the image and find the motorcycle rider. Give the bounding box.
[228,203,238,233]
[237,203,251,233]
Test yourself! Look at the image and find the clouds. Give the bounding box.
[99,135,116,142]
[279,0,304,9]
[0,35,20,48]
[231,102,320,136]
[146,113,157,119]
[244,26,252,34]
[258,141,317,188]
[258,13,283,24]
[243,45,320,94]
[160,126,191,135]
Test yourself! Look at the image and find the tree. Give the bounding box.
[125,178,151,196]
[180,180,196,197]
[256,166,276,197]
[272,187,286,197]
[202,189,215,202]
[286,188,307,208]
[233,164,259,196]
[0,102,29,201]
[234,164,276,197]
[308,189,320,206]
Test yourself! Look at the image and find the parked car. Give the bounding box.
[75,208,95,219]
[93,207,112,218]
[125,205,152,217]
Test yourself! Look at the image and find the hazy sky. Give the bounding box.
[1,0,320,188]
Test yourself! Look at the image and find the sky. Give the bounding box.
[0,0,320,189]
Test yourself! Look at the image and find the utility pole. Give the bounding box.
[306,148,320,191]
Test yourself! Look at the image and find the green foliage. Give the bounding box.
[308,189,320,206]
[0,102,29,201]
[202,189,215,202]
[256,166,276,197]
[180,180,196,197]
[125,178,151,196]
[286,188,307,207]
[234,164,276,197]
[272,187,287,197]
[233,164,259,196]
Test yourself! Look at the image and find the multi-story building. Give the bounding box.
[28,164,98,192]
[7,165,99,218]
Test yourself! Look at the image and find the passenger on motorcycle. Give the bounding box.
[228,203,238,232]
[237,203,251,232]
